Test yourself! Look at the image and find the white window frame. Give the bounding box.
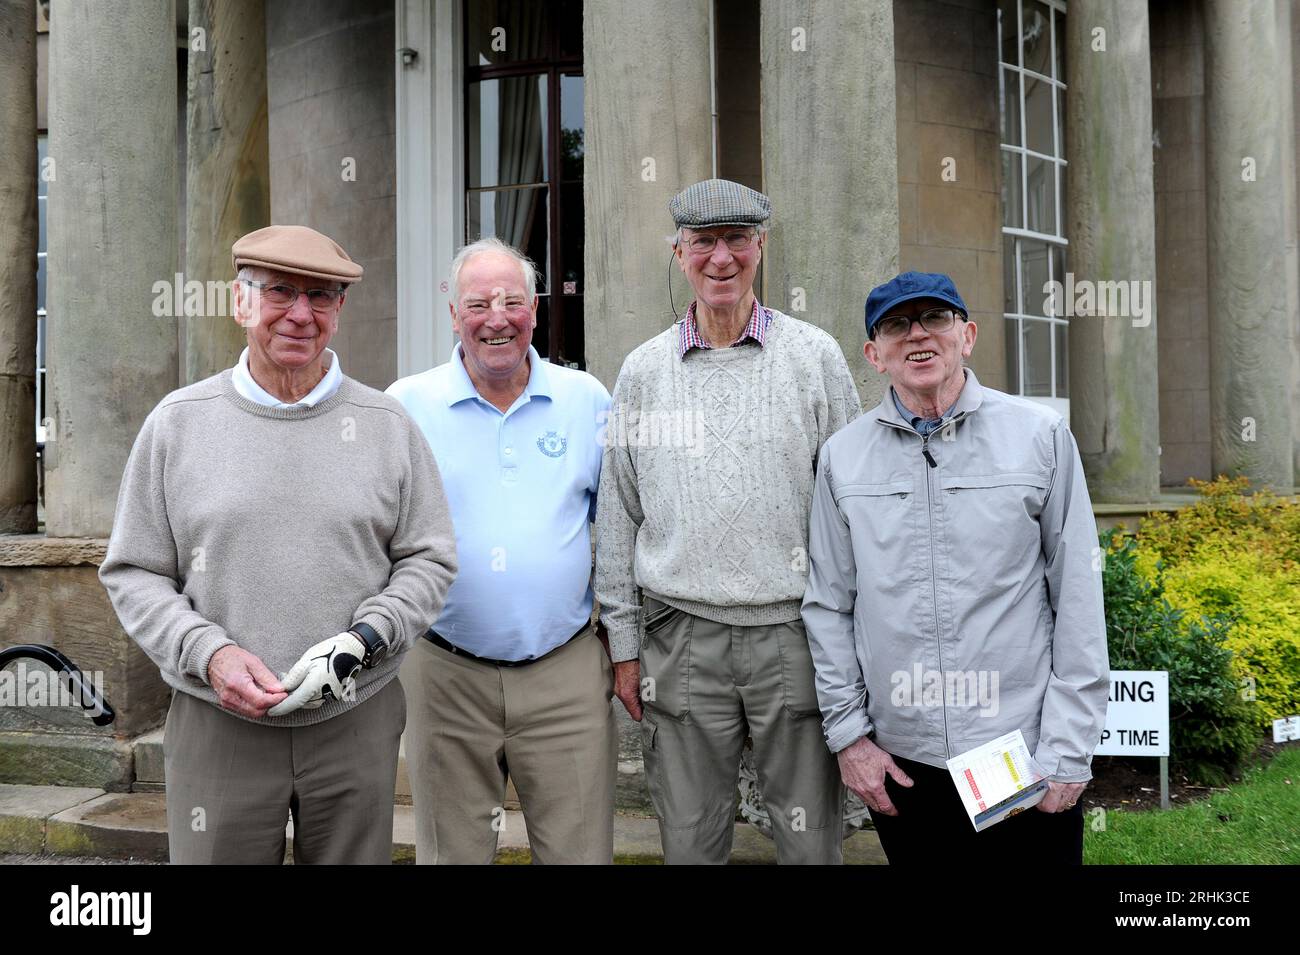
[999,0,1069,419]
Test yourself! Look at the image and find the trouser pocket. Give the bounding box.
[639,595,692,719]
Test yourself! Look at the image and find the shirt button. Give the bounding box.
[504,447,513,455]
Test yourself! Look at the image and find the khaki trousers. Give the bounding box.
[638,598,845,864]
[162,677,405,864]
[401,628,617,864]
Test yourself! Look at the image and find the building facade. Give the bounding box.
[1,0,1297,791]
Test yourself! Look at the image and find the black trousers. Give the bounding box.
[867,754,1085,865]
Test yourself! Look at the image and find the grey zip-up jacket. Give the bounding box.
[801,369,1109,783]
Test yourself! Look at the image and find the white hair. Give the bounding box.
[449,237,539,302]
[671,222,769,249]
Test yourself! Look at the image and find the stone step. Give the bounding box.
[0,783,887,864]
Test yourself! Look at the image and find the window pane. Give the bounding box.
[38,195,46,253]
[467,75,549,189]
[1024,73,1054,155]
[1005,316,1021,394]
[36,253,46,313]
[1050,244,1066,309]
[466,185,550,288]
[561,296,584,368]
[560,181,583,295]
[558,0,582,58]
[1054,7,1067,82]
[1054,83,1066,159]
[1058,161,1068,235]
[560,73,584,181]
[1023,319,1052,396]
[1000,67,1021,147]
[1055,322,1069,398]
[1020,238,1049,317]
[997,0,1019,65]
[1026,153,1056,235]
[466,0,547,66]
[1024,1,1052,76]
[1001,150,1023,229]
[37,134,48,198]
[1003,233,1017,314]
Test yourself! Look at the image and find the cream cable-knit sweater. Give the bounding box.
[595,309,861,662]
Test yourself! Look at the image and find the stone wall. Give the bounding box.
[895,0,1007,392]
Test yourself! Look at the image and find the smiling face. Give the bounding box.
[450,250,537,388]
[234,267,342,373]
[675,226,763,313]
[864,296,977,402]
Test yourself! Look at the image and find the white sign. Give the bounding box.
[1095,670,1169,757]
[1274,716,1300,743]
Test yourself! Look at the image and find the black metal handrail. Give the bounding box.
[0,644,115,726]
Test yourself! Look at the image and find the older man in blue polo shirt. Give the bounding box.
[387,237,615,864]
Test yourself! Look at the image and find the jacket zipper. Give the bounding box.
[882,412,970,760]
[920,430,951,758]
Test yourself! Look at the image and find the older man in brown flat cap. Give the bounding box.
[100,225,458,864]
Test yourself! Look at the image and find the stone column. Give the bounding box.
[0,0,38,533]
[45,0,180,536]
[583,0,714,389]
[1064,0,1161,502]
[760,0,898,407]
[1204,0,1294,489]
[1286,0,1300,483]
[184,0,270,384]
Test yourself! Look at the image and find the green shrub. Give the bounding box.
[1135,477,1300,727]
[1101,531,1258,784]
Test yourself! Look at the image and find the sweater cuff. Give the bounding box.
[827,710,873,754]
[184,627,236,686]
[1032,741,1093,784]
[606,626,640,664]
[353,612,397,650]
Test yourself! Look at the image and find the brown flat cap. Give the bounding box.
[231,225,363,283]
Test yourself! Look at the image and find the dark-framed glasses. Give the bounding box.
[240,279,344,312]
[873,307,960,341]
[683,229,759,255]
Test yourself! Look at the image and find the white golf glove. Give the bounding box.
[267,632,366,717]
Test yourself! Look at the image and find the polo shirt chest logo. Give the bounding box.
[537,430,568,458]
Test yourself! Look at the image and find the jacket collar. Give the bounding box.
[876,367,985,429]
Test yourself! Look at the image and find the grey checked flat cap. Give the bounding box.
[669,178,771,229]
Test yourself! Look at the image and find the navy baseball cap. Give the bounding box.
[865,271,969,338]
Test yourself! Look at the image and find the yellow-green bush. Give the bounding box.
[1135,477,1300,728]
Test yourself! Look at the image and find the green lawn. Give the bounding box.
[1084,747,1300,864]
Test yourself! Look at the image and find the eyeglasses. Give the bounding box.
[240,279,344,312]
[872,307,961,341]
[682,229,759,255]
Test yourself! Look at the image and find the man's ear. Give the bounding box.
[232,279,253,330]
[863,338,886,374]
[449,300,461,336]
[961,319,978,359]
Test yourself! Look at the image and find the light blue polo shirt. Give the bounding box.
[386,344,610,661]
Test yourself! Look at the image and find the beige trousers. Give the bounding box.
[638,597,845,864]
[162,677,405,864]
[401,628,617,864]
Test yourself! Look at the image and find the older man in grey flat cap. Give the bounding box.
[595,179,862,864]
[101,225,458,864]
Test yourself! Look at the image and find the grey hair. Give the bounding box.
[235,264,347,292]
[450,237,538,301]
[671,222,769,249]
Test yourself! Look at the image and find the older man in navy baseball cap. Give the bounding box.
[801,269,1110,866]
